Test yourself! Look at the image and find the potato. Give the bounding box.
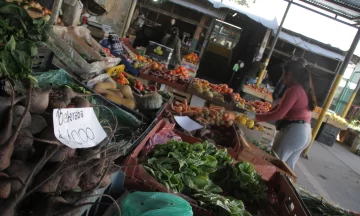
[104,94,136,109]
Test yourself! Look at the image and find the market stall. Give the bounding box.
[1,1,360,216]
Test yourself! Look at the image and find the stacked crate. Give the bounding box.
[316,123,341,146]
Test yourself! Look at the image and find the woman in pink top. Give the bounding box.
[256,59,317,170]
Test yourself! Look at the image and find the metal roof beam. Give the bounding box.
[325,0,360,12]
[266,47,337,74]
[283,0,358,28]
[293,0,355,20]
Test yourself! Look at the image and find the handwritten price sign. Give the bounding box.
[53,108,107,149]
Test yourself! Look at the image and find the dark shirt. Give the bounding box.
[273,78,287,100]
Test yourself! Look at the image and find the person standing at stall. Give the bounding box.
[255,59,317,170]
[161,27,181,69]
[272,58,307,106]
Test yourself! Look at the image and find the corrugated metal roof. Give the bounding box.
[207,0,278,30]
[299,0,360,20]
[277,31,345,61]
[169,0,228,20]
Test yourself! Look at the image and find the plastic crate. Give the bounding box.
[316,123,340,147]
[268,173,311,216]
[316,134,336,147]
[32,45,53,72]
[321,123,341,135]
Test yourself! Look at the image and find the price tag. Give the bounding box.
[53,108,107,149]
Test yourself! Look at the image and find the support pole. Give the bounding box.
[342,81,360,118]
[302,28,360,156]
[50,0,63,25]
[256,0,292,86]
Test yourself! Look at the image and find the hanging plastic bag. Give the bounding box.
[120,192,193,216]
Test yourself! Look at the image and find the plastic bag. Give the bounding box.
[143,122,182,155]
[120,192,193,216]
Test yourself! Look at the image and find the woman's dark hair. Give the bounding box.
[283,59,317,111]
[164,27,179,48]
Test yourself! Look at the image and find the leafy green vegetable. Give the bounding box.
[144,140,253,216]
[0,2,49,82]
[193,192,252,216]
[212,162,267,204]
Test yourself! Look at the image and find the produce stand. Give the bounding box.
[241,84,273,103]
[121,120,309,216]
[0,1,349,215]
[187,86,234,110]
[181,58,199,77]
[139,69,192,92]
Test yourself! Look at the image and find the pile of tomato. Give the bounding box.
[246,100,272,113]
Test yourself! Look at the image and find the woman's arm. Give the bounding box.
[256,85,299,122]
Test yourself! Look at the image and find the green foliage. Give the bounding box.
[144,140,253,216]
[0,2,49,82]
[212,162,267,204]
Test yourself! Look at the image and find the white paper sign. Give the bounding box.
[174,116,203,131]
[53,108,107,149]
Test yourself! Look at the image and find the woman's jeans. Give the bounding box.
[272,123,311,170]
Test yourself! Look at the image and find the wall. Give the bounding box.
[95,0,135,36]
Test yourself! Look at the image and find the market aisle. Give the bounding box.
[295,141,360,212]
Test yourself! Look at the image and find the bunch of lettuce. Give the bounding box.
[144,140,253,216]
[212,162,267,204]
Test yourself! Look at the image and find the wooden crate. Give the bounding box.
[167,86,192,102]
[242,85,272,102]
[268,173,310,216]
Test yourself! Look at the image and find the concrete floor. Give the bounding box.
[295,141,360,212]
